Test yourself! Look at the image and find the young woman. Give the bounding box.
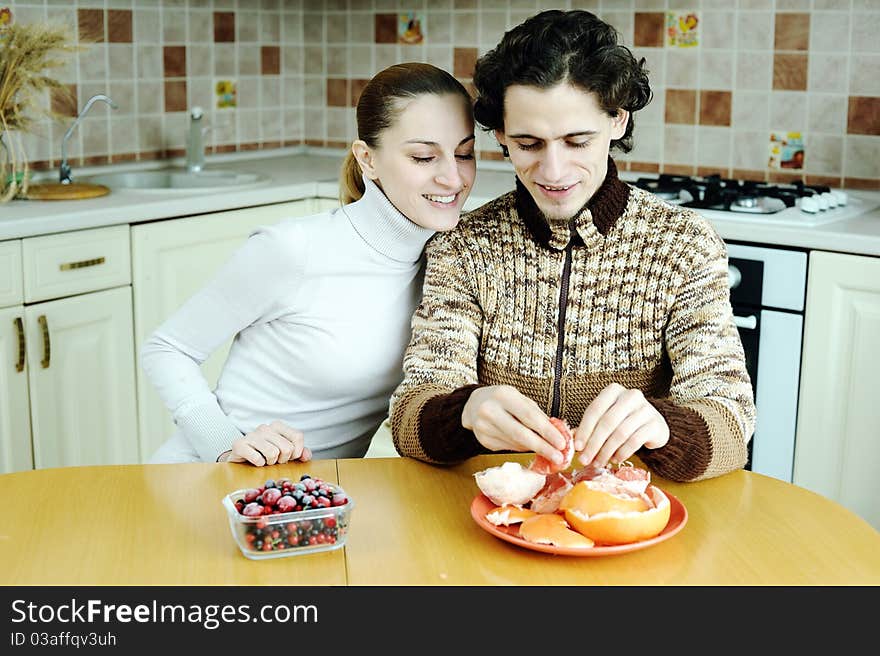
[142,63,476,466]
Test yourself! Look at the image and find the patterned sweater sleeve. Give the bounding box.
[640,224,757,482]
[389,230,490,463]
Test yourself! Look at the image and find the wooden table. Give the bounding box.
[1,455,878,585]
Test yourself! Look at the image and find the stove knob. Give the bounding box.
[800,196,820,213]
[816,193,830,210]
[822,191,837,208]
[728,264,742,290]
[832,190,848,206]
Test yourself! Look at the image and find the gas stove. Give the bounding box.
[633,173,877,227]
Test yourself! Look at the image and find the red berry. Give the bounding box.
[331,494,347,506]
[324,517,337,528]
[276,496,296,513]
[243,488,261,503]
[262,488,282,507]
[242,502,263,517]
[316,496,331,508]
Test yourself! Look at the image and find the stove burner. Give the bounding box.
[633,173,832,215]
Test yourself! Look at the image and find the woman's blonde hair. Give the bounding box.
[339,62,472,205]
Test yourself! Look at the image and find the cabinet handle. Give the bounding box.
[59,256,105,271]
[14,317,25,372]
[37,315,50,369]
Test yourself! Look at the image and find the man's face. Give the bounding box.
[495,83,628,222]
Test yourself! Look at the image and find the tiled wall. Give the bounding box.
[5,0,879,189]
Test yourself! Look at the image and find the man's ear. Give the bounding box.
[352,140,378,180]
[494,129,507,148]
[610,109,629,140]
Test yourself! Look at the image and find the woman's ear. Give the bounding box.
[610,109,629,140]
[352,140,378,180]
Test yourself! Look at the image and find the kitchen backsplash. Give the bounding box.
[4,0,879,189]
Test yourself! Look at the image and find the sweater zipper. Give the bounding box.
[550,225,576,418]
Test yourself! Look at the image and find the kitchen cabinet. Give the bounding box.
[0,226,138,472]
[131,198,337,461]
[794,251,880,530]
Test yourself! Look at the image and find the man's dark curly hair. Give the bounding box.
[473,10,652,154]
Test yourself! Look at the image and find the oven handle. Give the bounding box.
[734,314,758,330]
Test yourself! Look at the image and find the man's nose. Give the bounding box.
[540,143,564,182]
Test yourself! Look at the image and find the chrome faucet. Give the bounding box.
[186,106,208,173]
[59,93,119,184]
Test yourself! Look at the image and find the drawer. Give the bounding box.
[0,240,23,308]
[23,225,131,303]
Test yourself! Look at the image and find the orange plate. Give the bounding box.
[470,492,688,557]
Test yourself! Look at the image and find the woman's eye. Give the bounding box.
[456,152,475,161]
[411,156,434,163]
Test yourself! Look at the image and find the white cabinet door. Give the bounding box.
[794,251,880,530]
[0,306,34,473]
[24,286,139,469]
[131,200,314,461]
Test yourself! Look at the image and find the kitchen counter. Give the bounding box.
[2,147,879,256]
[0,454,877,585]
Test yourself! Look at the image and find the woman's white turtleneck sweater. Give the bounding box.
[141,177,436,461]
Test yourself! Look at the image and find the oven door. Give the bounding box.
[734,306,802,482]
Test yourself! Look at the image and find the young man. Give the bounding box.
[389,10,755,482]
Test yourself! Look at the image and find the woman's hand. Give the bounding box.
[221,421,312,466]
[573,383,669,467]
[462,385,566,464]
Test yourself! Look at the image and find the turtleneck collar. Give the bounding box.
[515,157,631,251]
[342,176,437,264]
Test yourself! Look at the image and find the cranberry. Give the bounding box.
[242,502,263,517]
[316,496,331,508]
[276,496,296,513]
[262,488,282,507]
[243,488,261,503]
[331,494,348,506]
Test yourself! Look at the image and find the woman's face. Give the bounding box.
[357,93,476,232]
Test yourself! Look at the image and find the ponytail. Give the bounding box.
[339,150,365,205]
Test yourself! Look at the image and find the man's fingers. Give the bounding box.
[574,384,624,451]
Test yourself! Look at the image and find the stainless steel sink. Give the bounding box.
[85,168,271,193]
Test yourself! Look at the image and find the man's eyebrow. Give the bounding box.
[506,130,599,139]
[404,135,477,146]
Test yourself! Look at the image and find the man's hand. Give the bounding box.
[223,420,312,466]
[574,383,669,467]
[462,385,566,464]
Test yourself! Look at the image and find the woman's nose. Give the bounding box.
[435,157,464,189]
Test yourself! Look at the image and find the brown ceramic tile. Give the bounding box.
[663,164,696,176]
[166,148,186,158]
[698,165,729,178]
[326,78,348,107]
[453,47,478,78]
[700,90,732,126]
[732,168,768,182]
[110,152,138,164]
[479,150,504,161]
[261,46,280,75]
[50,84,78,118]
[774,13,809,51]
[769,171,805,184]
[30,160,50,171]
[843,177,880,190]
[847,96,880,135]
[241,143,261,151]
[773,53,808,91]
[138,151,163,162]
[164,80,187,112]
[629,161,661,173]
[164,46,187,78]
[78,8,104,43]
[326,140,348,149]
[665,89,697,124]
[262,141,282,150]
[108,10,132,43]
[214,12,235,43]
[84,155,111,167]
[350,78,370,107]
[282,139,304,147]
[634,12,664,48]
[214,144,237,154]
[305,139,325,147]
[375,14,397,44]
[805,175,842,187]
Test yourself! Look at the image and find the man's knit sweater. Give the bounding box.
[142,177,435,462]
[389,159,756,482]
